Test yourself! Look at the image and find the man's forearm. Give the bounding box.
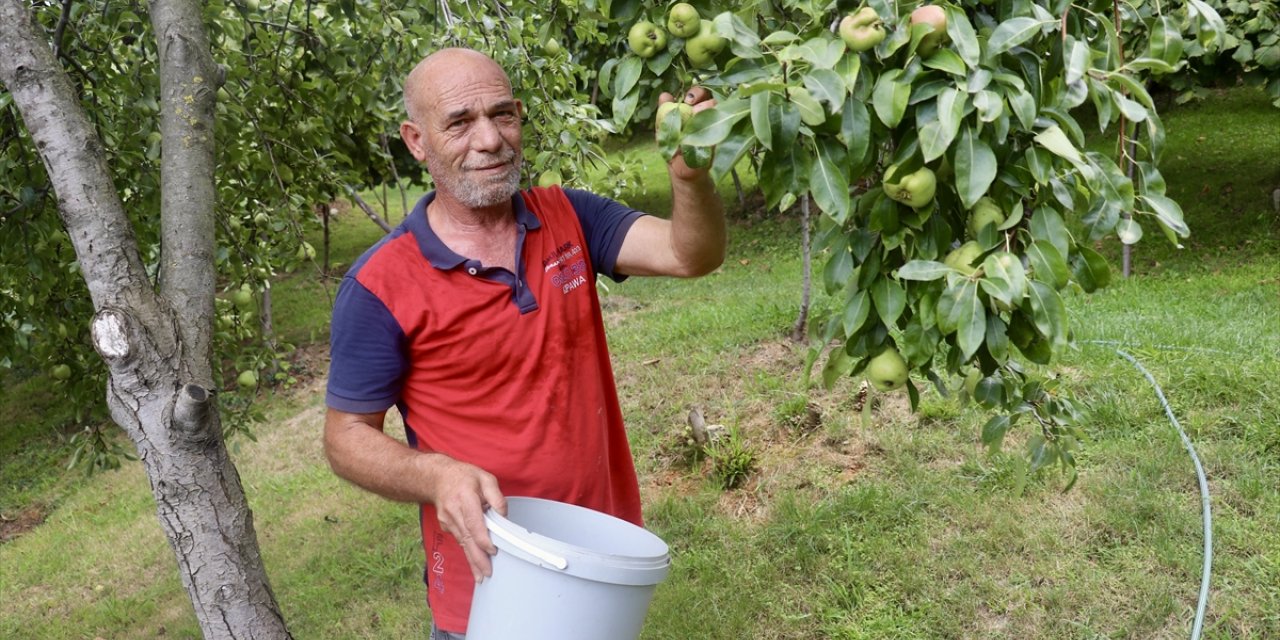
[667,166,726,277]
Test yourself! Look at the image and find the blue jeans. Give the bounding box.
[430,623,465,640]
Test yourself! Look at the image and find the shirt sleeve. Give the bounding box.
[563,188,646,282]
[326,276,409,414]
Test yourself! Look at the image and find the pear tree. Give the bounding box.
[606,0,1225,479]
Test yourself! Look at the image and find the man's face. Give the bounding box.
[404,56,524,209]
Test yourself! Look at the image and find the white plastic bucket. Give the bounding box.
[465,497,671,640]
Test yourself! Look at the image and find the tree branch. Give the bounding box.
[151,0,222,386]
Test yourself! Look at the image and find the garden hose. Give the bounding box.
[1085,341,1213,640]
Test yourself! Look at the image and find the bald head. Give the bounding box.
[404,48,512,125]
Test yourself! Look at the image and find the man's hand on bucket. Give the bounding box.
[426,455,508,583]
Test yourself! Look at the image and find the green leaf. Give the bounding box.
[988,18,1046,56]
[955,282,987,360]
[1114,92,1148,122]
[923,49,967,76]
[680,144,713,169]
[1127,57,1177,74]
[973,90,1004,123]
[810,142,850,221]
[1118,220,1142,248]
[954,127,997,209]
[873,69,910,127]
[980,251,1027,306]
[710,129,755,184]
[1027,280,1068,347]
[656,106,684,160]
[1066,39,1091,86]
[1006,87,1036,130]
[751,92,773,151]
[804,69,847,112]
[1186,0,1228,49]
[1026,240,1070,289]
[715,12,763,59]
[897,260,952,281]
[762,30,801,46]
[1148,15,1184,65]
[613,56,643,98]
[842,96,871,165]
[842,289,872,336]
[1034,125,1083,165]
[1030,207,1071,257]
[1025,147,1052,185]
[822,345,855,389]
[788,87,826,126]
[1072,245,1112,293]
[981,414,1012,452]
[612,87,640,129]
[917,89,963,163]
[1142,194,1190,238]
[682,98,751,147]
[871,277,907,326]
[945,5,981,68]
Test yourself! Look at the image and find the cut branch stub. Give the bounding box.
[91,308,134,363]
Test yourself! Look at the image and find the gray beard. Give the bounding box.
[427,151,522,209]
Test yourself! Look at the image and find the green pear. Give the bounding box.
[944,241,984,275]
[967,197,1005,237]
[666,3,701,38]
[911,5,950,56]
[882,165,938,209]
[628,21,666,58]
[656,101,695,129]
[537,170,562,187]
[839,7,885,53]
[685,20,726,68]
[866,347,909,392]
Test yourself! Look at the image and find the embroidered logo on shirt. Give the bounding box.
[545,242,588,295]
[542,241,582,273]
[551,259,588,294]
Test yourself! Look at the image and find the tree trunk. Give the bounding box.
[0,1,292,637]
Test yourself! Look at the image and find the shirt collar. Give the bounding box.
[405,190,542,269]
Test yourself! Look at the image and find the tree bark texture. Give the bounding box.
[0,2,292,638]
[153,0,220,387]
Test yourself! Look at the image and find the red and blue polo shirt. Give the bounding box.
[326,186,646,632]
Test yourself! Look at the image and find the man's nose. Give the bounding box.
[470,116,504,153]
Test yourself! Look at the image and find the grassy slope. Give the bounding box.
[1,88,1277,639]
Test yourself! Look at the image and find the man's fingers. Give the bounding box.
[459,533,495,583]
[480,475,507,518]
[684,86,712,105]
[658,91,675,107]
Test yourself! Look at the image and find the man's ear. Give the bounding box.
[400,120,428,162]
[517,99,526,120]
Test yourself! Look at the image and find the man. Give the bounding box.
[323,48,725,638]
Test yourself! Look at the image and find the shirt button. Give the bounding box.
[467,267,478,275]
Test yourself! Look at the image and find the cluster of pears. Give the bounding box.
[627,3,727,68]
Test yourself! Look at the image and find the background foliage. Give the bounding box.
[0,0,1274,467]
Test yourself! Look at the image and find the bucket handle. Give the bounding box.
[488,521,569,571]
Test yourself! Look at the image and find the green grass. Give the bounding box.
[2,87,1279,639]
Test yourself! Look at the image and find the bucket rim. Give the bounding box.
[483,497,670,583]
